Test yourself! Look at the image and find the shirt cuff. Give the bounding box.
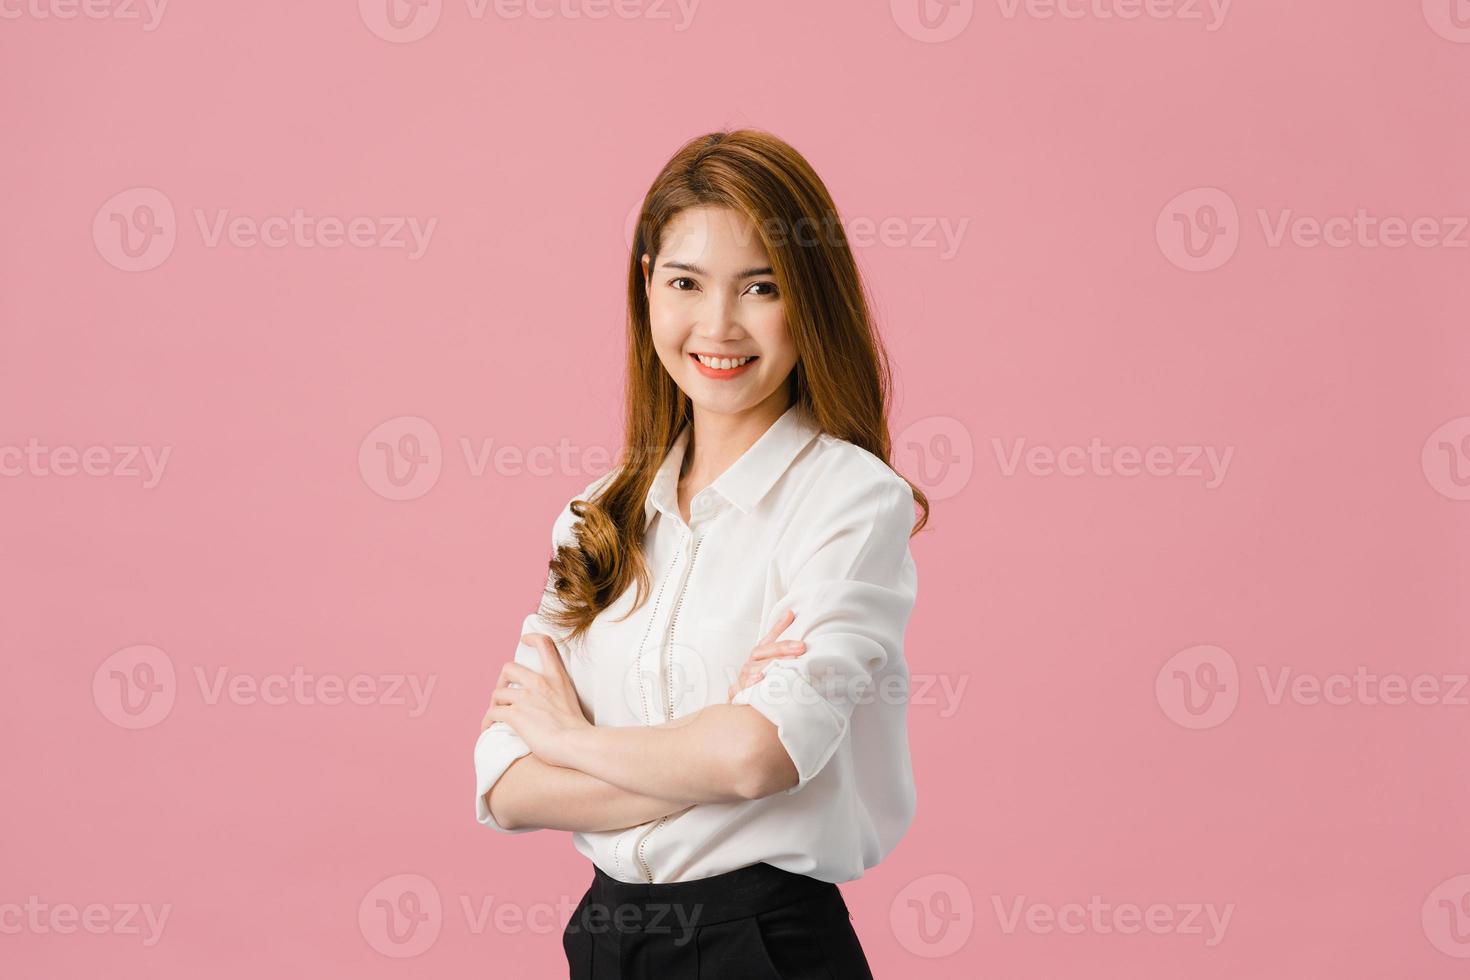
[730,659,848,795]
[474,725,538,833]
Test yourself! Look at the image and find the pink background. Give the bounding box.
[4,1,1470,976]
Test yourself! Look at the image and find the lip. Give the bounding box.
[689,352,758,380]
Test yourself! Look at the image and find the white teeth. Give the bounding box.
[696,354,753,369]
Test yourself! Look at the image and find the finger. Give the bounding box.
[488,670,505,702]
[758,609,796,646]
[729,666,763,700]
[491,687,523,707]
[735,667,768,694]
[738,663,769,688]
[745,640,806,663]
[502,662,544,688]
[494,662,528,693]
[521,633,571,682]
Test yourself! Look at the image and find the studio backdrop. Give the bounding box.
[3,2,1469,978]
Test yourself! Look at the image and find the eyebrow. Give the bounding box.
[659,260,775,279]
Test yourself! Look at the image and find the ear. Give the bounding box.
[641,253,651,290]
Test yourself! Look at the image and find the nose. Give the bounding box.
[693,289,742,342]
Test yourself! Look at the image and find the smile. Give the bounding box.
[689,353,758,379]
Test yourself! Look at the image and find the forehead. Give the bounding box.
[658,206,769,267]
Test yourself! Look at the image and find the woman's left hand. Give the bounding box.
[481,633,591,768]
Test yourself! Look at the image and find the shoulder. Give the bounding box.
[798,433,916,525]
[807,432,914,501]
[775,433,918,582]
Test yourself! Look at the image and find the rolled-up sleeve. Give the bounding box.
[474,472,612,831]
[731,474,918,795]
[475,613,553,833]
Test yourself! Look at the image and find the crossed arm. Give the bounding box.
[481,478,916,835]
[481,607,811,834]
[485,704,798,833]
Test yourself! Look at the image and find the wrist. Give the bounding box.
[553,723,598,771]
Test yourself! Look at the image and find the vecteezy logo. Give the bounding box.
[1156,644,1239,730]
[359,0,442,43]
[359,874,442,957]
[890,873,974,958]
[895,415,973,501]
[624,640,712,722]
[1156,187,1240,272]
[93,645,177,729]
[890,0,974,43]
[1422,416,1470,501]
[359,416,443,501]
[1423,874,1470,957]
[1423,0,1470,43]
[624,197,645,252]
[93,187,177,272]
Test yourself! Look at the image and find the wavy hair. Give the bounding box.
[540,129,931,646]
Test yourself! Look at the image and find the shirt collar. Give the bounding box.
[643,401,821,525]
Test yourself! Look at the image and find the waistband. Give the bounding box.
[585,862,833,929]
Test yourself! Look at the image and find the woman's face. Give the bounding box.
[643,206,798,419]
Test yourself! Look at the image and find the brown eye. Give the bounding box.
[669,277,697,291]
[747,282,779,297]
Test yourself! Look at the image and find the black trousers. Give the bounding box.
[561,861,876,979]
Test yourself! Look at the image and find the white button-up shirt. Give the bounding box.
[473,401,918,884]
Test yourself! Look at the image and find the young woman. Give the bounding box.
[476,129,930,979]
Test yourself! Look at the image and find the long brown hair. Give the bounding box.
[541,129,931,646]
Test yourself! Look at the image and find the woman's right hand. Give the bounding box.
[725,610,806,702]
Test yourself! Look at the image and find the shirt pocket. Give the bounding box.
[696,616,764,704]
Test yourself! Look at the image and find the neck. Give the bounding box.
[681,388,793,486]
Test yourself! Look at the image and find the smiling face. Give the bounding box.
[642,206,799,419]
